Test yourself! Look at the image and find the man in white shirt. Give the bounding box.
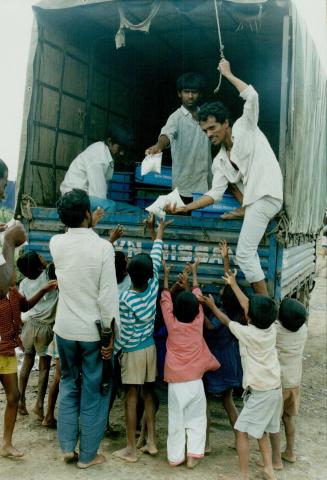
[50,189,120,469]
[168,60,283,295]
[145,72,213,204]
[60,125,140,213]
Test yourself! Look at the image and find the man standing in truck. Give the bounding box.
[167,59,283,296]
[145,72,213,205]
[60,125,140,213]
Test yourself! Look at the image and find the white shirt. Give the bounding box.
[19,267,58,325]
[50,228,119,342]
[161,106,212,197]
[60,141,114,198]
[205,85,283,207]
[229,321,281,391]
[275,321,308,388]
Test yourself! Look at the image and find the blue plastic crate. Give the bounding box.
[135,165,172,187]
[111,172,133,183]
[109,182,131,191]
[108,191,133,201]
[135,198,152,208]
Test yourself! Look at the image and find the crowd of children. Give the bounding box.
[0,194,309,480]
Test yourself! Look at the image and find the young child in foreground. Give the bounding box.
[259,298,307,470]
[0,273,57,457]
[160,258,219,469]
[17,252,58,420]
[113,218,171,463]
[200,270,282,480]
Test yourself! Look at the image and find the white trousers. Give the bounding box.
[236,196,282,284]
[167,379,207,465]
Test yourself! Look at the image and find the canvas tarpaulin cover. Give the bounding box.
[284,1,327,234]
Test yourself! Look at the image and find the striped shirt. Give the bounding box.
[115,240,163,353]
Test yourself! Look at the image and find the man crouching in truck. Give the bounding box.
[60,125,141,213]
[166,59,283,296]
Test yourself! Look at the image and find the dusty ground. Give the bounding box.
[0,255,326,480]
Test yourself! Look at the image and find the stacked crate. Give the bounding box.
[107,172,134,203]
[134,165,172,208]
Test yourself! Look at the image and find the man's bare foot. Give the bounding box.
[32,405,44,421]
[41,417,57,428]
[187,457,198,469]
[0,445,24,458]
[63,451,78,464]
[18,402,29,416]
[77,453,106,469]
[140,443,158,456]
[112,447,137,463]
[256,459,283,470]
[281,451,297,463]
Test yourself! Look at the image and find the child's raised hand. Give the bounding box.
[156,217,174,239]
[109,224,124,243]
[219,239,229,258]
[188,256,201,272]
[223,269,237,286]
[43,280,58,292]
[177,271,190,290]
[162,259,173,275]
[143,213,155,233]
[199,294,216,310]
[92,207,105,227]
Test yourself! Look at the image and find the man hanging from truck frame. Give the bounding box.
[166,59,283,296]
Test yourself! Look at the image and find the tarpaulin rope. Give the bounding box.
[213,0,225,95]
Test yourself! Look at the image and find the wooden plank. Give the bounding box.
[35,85,59,128]
[55,132,83,168]
[59,94,86,135]
[39,42,63,88]
[63,55,88,98]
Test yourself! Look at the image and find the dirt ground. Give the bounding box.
[0,255,326,480]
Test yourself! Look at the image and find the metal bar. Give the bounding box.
[30,161,67,171]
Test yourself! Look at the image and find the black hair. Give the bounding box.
[279,298,307,332]
[115,250,128,284]
[248,294,278,329]
[198,101,232,125]
[106,125,133,148]
[127,253,153,290]
[57,189,90,228]
[221,284,246,324]
[176,72,206,93]
[0,159,8,179]
[173,290,200,324]
[17,251,44,280]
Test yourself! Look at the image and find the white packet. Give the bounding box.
[141,153,162,176]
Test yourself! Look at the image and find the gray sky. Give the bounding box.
[0,0,326,181]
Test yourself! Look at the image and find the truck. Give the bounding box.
[15,0,327,306]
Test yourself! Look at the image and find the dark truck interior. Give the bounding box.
[27,0,289,206]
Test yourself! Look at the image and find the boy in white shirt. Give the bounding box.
[267,298,308,468]
[200,270,282,480]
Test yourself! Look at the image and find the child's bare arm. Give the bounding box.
[155,217,173,241]
[204,314,215,331]
[199,293,232,326]
[189,257,200,287]
[21,280,58,312]
[219,240,230,274]
[162,260,173,289]
[223,269,249,315]
[143,213,156,241]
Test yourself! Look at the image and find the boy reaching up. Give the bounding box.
[113,218,172,463]
[200,270,282,480]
